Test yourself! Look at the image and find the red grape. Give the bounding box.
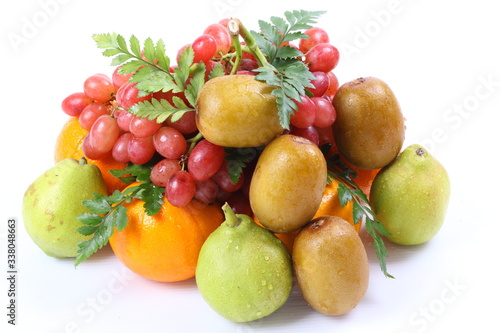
[61,92,93,116]
[82,134,107,160]
[165,111,198,134]
[89,115,120,154]
[116,82,152,110]
[305,43,340,72]
[83,74,116,103]
[112,132,132,163]
[150,158,182,187]
[129,116,162,138]
[290,125,320,146]
[299,27,330,53]
[194,178,219,204]
[306,71,330,97]
[312,97,336,128]
[166,171,196,207]
[153,126,187,159]
[325,71,340,98]
[128,136,155,165]
[212,161,244,192]
[116,110,135,131]
[187,139,225,181]
[112,66,133,89]
[290,95,316,128]
[79,102,109,131]
[203,23,231,57]
[192,34,217,63]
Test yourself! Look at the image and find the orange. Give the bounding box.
[313,179,362,233]
[54,116,128,194]
[109,189,224,282]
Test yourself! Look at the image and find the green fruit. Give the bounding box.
[332,76,405,170]
[293,216,369,316]
[249,134,327,233]
[370,144,451,245]
[22,158,107,258]
[196,203,293,322]
[195,75,283,147]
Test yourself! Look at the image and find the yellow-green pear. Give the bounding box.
[370,144,450,245]
[196,203,292,322]
[22,158,107,258]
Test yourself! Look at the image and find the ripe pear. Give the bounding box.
[196,203,293,322]
[23,158,107,258]
[369,144,450,245]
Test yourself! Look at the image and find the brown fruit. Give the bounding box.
[195,75,283,147]
[249,134,327,233]
[293,216,369,316]
[332,76,405,169]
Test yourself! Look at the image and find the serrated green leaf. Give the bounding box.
[270,16,289,37]
[76,213,103,226]
[142,37,155,63]
[93,33,118,49]
[352,201,365,225]
[184,62,206,107]
[337,182,353,207]
[114,205,129,232]
[118,60,144,75]
[275,45,303,59]
[115,34,128,52]
[77,225,98,236]
[107,190,125,205]
[209,62,225,79]
[155,39,170,70]
[82,193,112,214]
[102,48,123,57]
[111,53,134,66]
[129,35,141,57]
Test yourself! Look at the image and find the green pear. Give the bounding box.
[196,203,293,322]
[370,144,450,245]
[23,158,107,258]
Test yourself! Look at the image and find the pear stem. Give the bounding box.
[222,202,241,228]
[78,157,88,165]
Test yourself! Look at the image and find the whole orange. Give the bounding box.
[109,191,224,282]
[54,116,128,194]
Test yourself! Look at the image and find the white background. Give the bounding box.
[1,0,499,332]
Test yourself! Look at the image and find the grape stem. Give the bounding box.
[228,18,270,69]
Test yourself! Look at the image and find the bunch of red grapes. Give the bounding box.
[60,21,340,209]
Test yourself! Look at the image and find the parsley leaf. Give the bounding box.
[74,164,164,267]
[326,153,394,278]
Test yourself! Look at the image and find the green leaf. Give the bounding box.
[130,98,194,124]
[82,193,112,214]
[184,62,206,107]
[114,205,129,232]
[93,33,118,49]
[111,54,134,66]
[76,213,102,226]
[209,62,225,79]
[224,147,260,184]
[129,35,141,57]
[326,153,394,278]
[77,225,99,236]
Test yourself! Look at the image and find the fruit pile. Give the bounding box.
[22,10,450,324]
